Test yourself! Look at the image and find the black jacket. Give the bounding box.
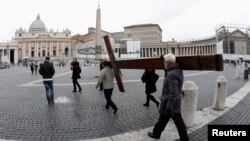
[141,70,159,94]
[159,63,183,116]
[39,61,55,79]
[71,62,81,79]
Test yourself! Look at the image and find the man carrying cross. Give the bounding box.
[147,53,189,141]
[103,35,223,141]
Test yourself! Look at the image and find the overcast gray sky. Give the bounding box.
[0,0,249,42]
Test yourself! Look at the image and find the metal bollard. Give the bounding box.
[181,81,198,128]
[212,76,228,110]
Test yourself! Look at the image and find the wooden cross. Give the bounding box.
[104,35,224,92]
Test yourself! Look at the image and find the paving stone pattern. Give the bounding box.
[0,64,247,140]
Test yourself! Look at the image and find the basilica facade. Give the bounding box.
[15,15,72,60]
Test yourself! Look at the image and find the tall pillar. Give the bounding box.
[144,48,146,57]
[45,42,48,57]
[149,48,152,57]
[14,48,18,64]
[22,44,25,58]
[175,47,178,56]
[68,44,71,57]
[35,42,37,57]
[50,41,52,57]
[28,43,31,57]
[35,42,40,57]
[56,42,59,57]
[63,42,65,55]
[148,48,150,57]
[95,3,102,60]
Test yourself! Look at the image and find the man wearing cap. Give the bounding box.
[39,57,55,105]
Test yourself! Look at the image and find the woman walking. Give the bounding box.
[141,69,159,107]
[71,57,82,92]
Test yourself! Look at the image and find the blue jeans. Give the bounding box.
[43,81,54,103]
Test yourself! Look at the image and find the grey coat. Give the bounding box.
[159,63,183,116]
[96,66,114,89]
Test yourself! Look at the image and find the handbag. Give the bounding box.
[77,75,81,79]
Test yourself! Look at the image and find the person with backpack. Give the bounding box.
[71,57,82,92]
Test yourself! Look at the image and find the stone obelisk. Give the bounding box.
[95,2,102,60]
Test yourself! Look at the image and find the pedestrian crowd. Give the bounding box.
[25,54,189,140]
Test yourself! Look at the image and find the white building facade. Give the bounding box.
[0,41,19,64]
[14,14,72,60]
[112,24,217,58]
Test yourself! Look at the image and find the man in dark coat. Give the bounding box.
[148,53,189,141]
[39,57,55,105]
[141,69,159,107]
[71,57,82,92]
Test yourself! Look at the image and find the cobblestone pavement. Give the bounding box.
[0,63,247,140]
[187,91,250,141]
